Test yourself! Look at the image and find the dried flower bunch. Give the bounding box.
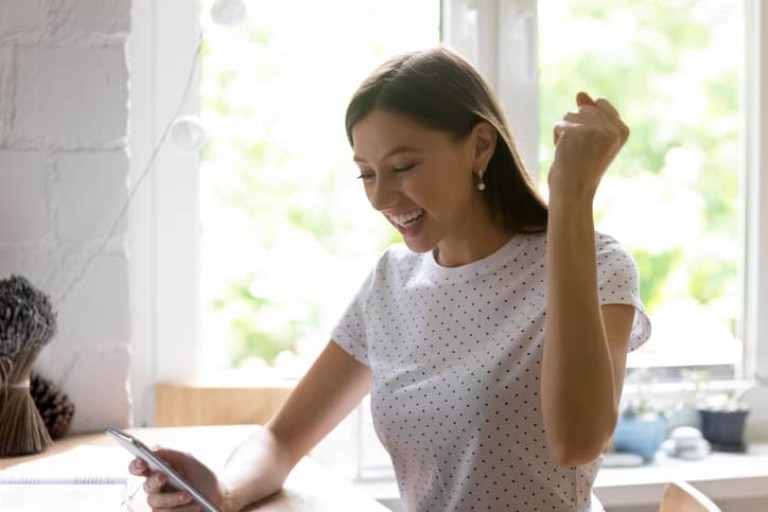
[0,275,58,455]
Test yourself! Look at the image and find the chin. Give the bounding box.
[402,238,436,254]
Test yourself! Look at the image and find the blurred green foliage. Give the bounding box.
[539,0,742,318]
[202,0,743,367]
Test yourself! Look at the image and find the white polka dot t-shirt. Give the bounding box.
[332,232,651,512]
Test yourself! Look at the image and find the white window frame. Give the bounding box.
[442,0,539,175]
[744,0,768,392]
[128,0,768,439]
[129,0,201,426]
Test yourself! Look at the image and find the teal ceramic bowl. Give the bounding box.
[612,416,668,462]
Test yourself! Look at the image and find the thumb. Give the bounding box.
[152,447,192,467]
[576,91,596,107]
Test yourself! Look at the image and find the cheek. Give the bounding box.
[424,167,473,204]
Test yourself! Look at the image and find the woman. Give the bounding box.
[131,46,651,511]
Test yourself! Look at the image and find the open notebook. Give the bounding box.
[0,444,140,511]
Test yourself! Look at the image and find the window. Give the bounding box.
[130,0,767,462]
[537,0,746,383]
[198,0,750,386]
[197,0,441,378]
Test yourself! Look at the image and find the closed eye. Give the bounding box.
[356,171,375,181]
[393,163,416,173]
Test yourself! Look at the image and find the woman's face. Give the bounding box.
[351,109,496,261]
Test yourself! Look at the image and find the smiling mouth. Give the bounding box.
[387,209,425,228]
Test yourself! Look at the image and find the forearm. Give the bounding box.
[218,425,294,512]
[542,197,617,465]
[221,341,372,511]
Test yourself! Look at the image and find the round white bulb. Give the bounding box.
[170,115,207,153]
[211,0,248,27]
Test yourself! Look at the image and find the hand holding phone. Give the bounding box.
[106,427,221,512]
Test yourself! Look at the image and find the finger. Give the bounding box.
[553,120,578,145]
[153,448,193,466]
[146,489,195,510]
[576,91,595,107]
[158,504,202,512]
[129,457,149,476]
[594,97,621,119]
[143,471,173,494]
[562,108,604,124]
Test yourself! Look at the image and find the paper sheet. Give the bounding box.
[0,445,132,484]
[0,483,130,511]
[0,444,141,510]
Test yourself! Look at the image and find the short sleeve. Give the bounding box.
[330,268,374,366]
[595,233,652,351]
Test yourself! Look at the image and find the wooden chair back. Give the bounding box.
[658,481,721,512]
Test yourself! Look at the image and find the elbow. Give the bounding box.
[548,439,607,467]
[547,414,617,467]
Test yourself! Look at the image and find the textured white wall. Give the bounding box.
[0,0,133,433]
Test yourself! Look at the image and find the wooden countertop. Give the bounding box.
[0,424,389,511]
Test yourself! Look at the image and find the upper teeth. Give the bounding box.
[389,210,424,227]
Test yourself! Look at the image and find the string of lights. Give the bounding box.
[55,0,248,305]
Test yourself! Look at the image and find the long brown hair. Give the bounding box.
[345,46,548,233]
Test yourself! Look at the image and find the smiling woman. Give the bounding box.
[349,110,506,260]
[133,40,651,512]
[127,1,768,510]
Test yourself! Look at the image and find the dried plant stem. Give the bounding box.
[0,350,52,455]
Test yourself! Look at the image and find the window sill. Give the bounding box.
[594,444,768,507]
[353,444,768,509]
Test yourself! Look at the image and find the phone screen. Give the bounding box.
[106,427,221,512]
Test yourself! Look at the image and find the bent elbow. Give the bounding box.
[547,417,617,467]
[549,441,605,467]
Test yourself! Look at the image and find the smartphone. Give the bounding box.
[106,427,221,512]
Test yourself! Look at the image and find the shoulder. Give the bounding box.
[594,231,633,258]
[595,231,622,249]
[594,231,640,278]
[365,244,427,285]
[374,243,424,271]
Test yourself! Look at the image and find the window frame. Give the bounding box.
[744,0,768,390]
[128,0,768,441]
[129,0,202,426]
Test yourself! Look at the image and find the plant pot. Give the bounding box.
[698,408,749,452]
[612,415,668,463]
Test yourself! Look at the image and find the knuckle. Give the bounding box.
[620,122,630,139]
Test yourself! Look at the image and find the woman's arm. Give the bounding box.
[219,340,372,512]
[134,340,371,512]
[541,92,634,466]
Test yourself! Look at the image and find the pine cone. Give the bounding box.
[30,371,76,440]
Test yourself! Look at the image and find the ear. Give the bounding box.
[471,121,497,172]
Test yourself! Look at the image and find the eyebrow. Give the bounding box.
[353,145,421,163]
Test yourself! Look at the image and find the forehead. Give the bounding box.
[351,110,454,158]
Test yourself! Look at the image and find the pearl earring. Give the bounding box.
[476,171,486,191]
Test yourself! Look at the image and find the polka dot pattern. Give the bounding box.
[332,232,651,511]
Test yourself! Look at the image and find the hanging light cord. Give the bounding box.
[56,33,204,306]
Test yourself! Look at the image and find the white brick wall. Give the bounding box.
[0,0,133,433]
[56,150,129,242]
[15,46,128,142]
[0,150,51,244]
[49,0,131,35]
[0,0,46,34]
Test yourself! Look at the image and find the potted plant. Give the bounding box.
[667,369,712,430]
[611,369,669,463]
[613,397,669,463]
[697,388,750,452]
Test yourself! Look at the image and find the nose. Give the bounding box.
[367,174,398,211]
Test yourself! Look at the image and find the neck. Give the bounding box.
[435,222,514,267]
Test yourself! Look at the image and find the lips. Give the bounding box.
[386,209,425,228]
